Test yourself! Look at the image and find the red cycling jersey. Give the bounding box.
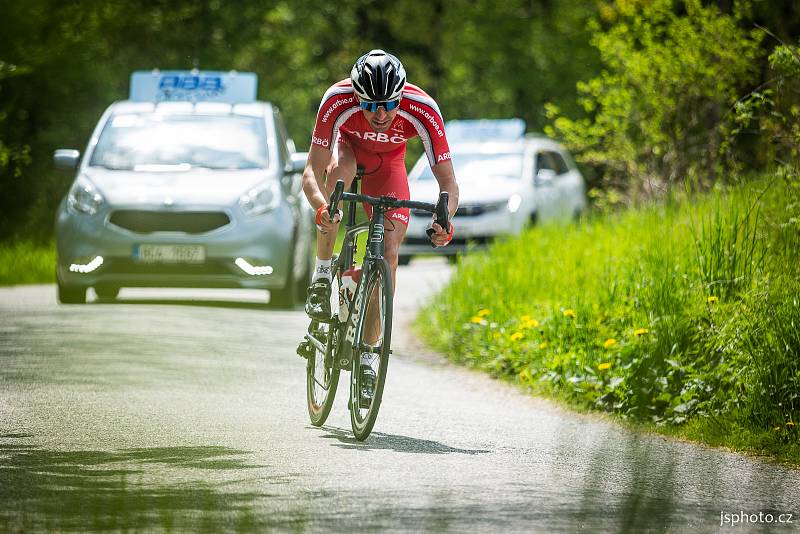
[311,79,451,167]
[311,79,451,226]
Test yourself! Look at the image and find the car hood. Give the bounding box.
[83,167,275,206]
[409,175,524,205]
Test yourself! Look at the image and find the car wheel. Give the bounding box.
[398,254,411,266]
[270,268,296,309]
[270,238,300,309]
[295,252,312,303]
[58,282,86,304]
[95,285,120,300]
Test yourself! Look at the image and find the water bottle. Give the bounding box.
[338,267,361,321]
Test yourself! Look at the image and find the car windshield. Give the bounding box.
[89,114,268,170]
[411,152,523,181]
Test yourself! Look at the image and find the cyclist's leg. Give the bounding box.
[361,153,409,344]
[305,139,357,319]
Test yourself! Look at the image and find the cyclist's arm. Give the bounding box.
[429,160,459,247]
[302,144,333,212]
[431,160,459,218]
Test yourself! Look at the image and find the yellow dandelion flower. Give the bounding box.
[477,309,491,317]
[523,318,540,329]
[521,315,532,322]
[603,338,617,349]
[470,316,485,324]
[539,342,549,350]
[510,332,524,342]
[634,328,649,336]
[707,296,718,304]
[773,426,782,432]
[598,362,612,371]
[563,309,577,318]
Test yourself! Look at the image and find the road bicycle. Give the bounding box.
[297,169,449,441]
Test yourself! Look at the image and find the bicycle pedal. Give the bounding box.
[296,340,314,360]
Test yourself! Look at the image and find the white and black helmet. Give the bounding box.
[350,49,406,102]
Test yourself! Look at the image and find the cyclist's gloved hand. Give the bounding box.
[315,203,343,234]
[428,221,454,247]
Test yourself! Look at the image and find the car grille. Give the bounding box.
[109,210,231,234]
[411,203,501,218]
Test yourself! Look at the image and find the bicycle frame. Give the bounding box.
[333,183,389,370]
[301,172,449,439]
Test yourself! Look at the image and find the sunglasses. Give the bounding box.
[359,99,401,112]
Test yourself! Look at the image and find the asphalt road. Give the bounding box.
[1,260,798,532]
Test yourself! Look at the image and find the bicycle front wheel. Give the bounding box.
[306,319,341,426]
[350,258,392,441]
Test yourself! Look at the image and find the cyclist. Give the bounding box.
[302,49,459,321]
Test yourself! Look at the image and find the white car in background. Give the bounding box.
[400,119,586,263]
[54,70,314,306]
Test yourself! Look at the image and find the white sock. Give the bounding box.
[312,258,332,283]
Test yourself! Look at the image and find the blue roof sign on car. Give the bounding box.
[129,70,258,103]
[445,118,526,143]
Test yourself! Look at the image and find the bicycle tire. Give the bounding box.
[306,291,341,426]
[349,258,393,441]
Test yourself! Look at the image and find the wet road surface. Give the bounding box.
[1,260,798,532]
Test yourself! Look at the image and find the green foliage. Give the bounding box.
[0,240,56,286]
[0,0,603,242]
[418,173,799,456]
[728,40,800,172]
[546,0,763,198]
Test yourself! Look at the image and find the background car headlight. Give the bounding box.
[508,194,522,213]
[239,181,280,216]
[67,175,105,215]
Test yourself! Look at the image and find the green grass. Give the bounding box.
[0,240,56,286]
[417,170,800,464]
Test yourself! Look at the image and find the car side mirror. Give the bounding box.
[54,149,81,170]
[534,168,557,185]
[286,152,308,174]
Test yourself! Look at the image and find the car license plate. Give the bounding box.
[133,244,206,264]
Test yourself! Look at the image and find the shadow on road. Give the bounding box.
[0,438,292,531]
[90,298,292,312]
[315,426,490,455]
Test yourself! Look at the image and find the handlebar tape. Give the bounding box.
[328,180,345,219]
[426,191,450,247]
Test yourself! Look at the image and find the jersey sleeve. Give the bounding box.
[311,80,359,150]
[397,85,451,167]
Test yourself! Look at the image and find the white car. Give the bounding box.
[54,70,314,306]
[400,119,586,262]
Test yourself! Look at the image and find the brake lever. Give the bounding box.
[426,191,450,248]
[328,180,345,219]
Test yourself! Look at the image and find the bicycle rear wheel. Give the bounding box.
[349,259,392,441]
[306,319,341,426]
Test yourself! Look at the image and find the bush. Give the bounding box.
[418,174,799,448]
[545,0,762,198]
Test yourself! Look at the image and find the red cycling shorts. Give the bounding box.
[338,136,410,227]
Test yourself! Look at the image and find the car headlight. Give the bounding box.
[239,181,280,216]
[67,175,105,215]
[508,194,522,213]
